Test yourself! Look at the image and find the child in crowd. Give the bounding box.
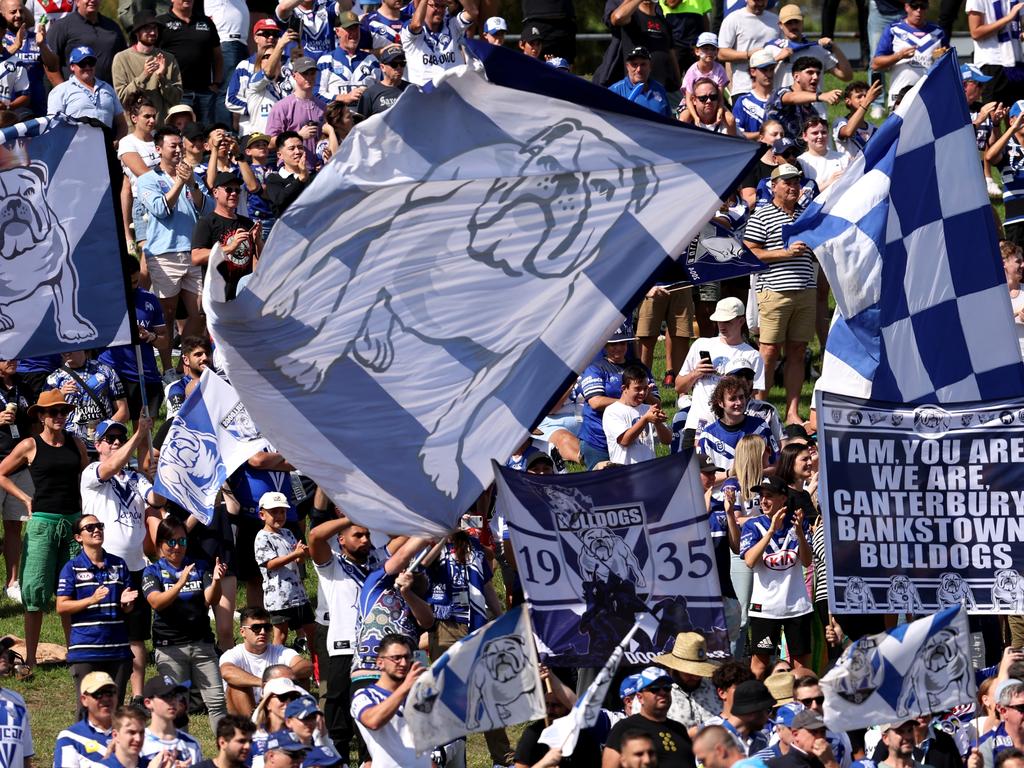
[833,80,881,159]
[603,364,672,464]
[681,32,729,101]
[253,492,317,649]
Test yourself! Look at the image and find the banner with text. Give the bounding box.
[818,391,1024,614]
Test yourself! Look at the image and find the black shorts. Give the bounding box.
[126,570,151,641]
[232,515,263,582]
[123,379,165,422]
[270,602,315,630]
[748,612,814,658]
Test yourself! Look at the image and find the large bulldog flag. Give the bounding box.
[494,453,727,667]
[0,116,130,359]
[204,52,758,537]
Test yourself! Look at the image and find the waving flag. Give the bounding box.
[204,53,758,537]
[405,605,545,753]
[786,52,1024,403]
[821,607,975,731]
[658,219,767,288]
[0,116,130,359]
[154,369,268,524]
[494,453,727,667]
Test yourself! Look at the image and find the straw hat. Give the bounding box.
[765,670,796,705]
[653,632,719,677]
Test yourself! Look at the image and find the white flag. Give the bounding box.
[821,606,976,731]
[405,605,545,753]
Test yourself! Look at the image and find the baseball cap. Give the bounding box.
[773,137,799,155]
[379,45,406,65]
[709,297,745,322]
[246,132,271,148]
[183,123,208,142]
[212,171,241,189]
[1011,100,1024,119]
[81,671,117,695]
[303,747,345,767]
[607,320,636,343]
[791,709,828,731]
[783,423,816,444]
[774,701,805,727]
[749,48,777,69]
[725,365,755,379]
[634,666,672,692]
[253,17,280,33]
[265,730,310,754]
[69,46,97,64]
[95,419,128,440]
[285,695,322,720]
[335,10,359,27]
[778,4,803,23]
[626,46,652,60]
[757,475,790,497]
[259,491,290,510]
[546,56,570,71]
[166,104,196,122]
[696,31,719,48]
[881,719,917,732]
[995,678,1024,702]
[732,680,776,715]
[771,163,803,181]
[960,63,992,83]
[619,673,643,699]
[484,16,507,34]
[521,24,543,43]
[142,675,191,699]
[292,56,317,74]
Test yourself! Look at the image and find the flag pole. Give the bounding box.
[407,534,450,573]
[133,343,156,472]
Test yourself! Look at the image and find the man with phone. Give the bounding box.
[191,171,262,301]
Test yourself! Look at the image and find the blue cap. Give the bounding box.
[772,137,798,155]
[721,477,740,492]
[265,731,310,754]
[69,46,97,64]
[483,16,507,34]
[607,320,636,343]
[634,665,672,692]
[774,702,805,728]
[619,673,642,699]
[546,57,570,71]
[303,747,344,767]
[95,419,128,440]
[285,695,322,720]
[1011,100,1024,119]
[961,63,992,83]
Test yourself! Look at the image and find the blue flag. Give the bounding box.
[786,52,1024,403]
[0,116,130,359]
[205,60,758,537]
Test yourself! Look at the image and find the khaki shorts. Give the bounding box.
[636,288,695,338]
[0,469,32,522]
[756,288,817,345]
[146,250,202,299]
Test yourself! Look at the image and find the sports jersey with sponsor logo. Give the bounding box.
[141,557,215,646]
[697,415,778,471]
[739,515,812,618]
[0,688,32,768]
[54,718,111,768]
[351,684,430,768]
[399,11,471,86]
[315,544,387,654]
[315,49,380,102]
[873,20,947,105]
[56,550,133,662]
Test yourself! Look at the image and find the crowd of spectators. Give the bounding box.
[2,0,1024,765]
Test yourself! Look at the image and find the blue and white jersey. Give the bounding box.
[732,91,769,136]
[226,54,293,131]
[399,11,471,87]
[697,415,778,471]
[0,688,32,768]
[81,463,154,572]
[739,514,812,618]
[45,360,126,448]
[164,374,191,420]
[997,136,1024,227]
[745,398,783,448]
[57,551,132,662]
[608,77,672,117]
[352,684,430,768]
[99,287,164,385]
[246,163,276,221]
[141,728,201,765]
[315,49,380,102]
[753,176,819,212]
[315,544,387,653]
[55,719,111,768]
[578,355,657,448]
[832,114,877,159]
[359,6,412,50]
[0,57,29,108]
[670,395,692,453]
[2,30,44,116]
[227,457,297,521]
[426,538,492,630]
[874,20,947,105]
[225,54,261,118]
[280,0,338,58]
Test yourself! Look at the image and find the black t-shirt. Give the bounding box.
[514,719,603,768]
[141,557,215,646]
[620,7,679,92]
[606,714,696,768]
[355,79,408,119]
[192,211,257,296]
[741,154,775,190]
[156,11,221,91]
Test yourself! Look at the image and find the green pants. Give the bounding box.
[20,512,80,611]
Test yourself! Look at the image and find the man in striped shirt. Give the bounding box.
[743,162,817,426]
[55,672,116,768]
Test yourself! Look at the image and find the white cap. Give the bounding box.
[709,297,746,322]
[696,32,719,48]
[259,491,290,510]
[750,48,777,69]
[484,16,507,34]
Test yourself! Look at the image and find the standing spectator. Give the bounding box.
[140,676,202,763]
[46,46,128,135]
[242,28,296,135]
[1,0,58,117]
[609,46,672,117]
[238,132,275,239]
[56,512,137,706]
[611,0,680,95]
[219,607,313,715]
[0,36,30,111]
[657,632,723,730]
[137,126,213,370]
[251,675,304,755]
[866,0,904,118]
[55,671,116,768]
[768,710,841,768]
[0,390,89,671]
[400,0,477,87]
[45,348,129,456]
[264,129,316,217]
[797,116,847,191]
[158,0,223,124]
[316,11,379,105]
[663,1,712,77]
[352,44,407,119]
[481,15,506,45]
[698,376,777,471]
[0,356,31,604]
[521,0,577,62]
[194,715,256,768]
[45,0,127,84]
[715,679,774,755]
[111,15,183,126]
[265,55,322,163]
[733,49,778,139]
[1004,241,1024,359]
[164,334,210,418]
[870,0,947,109]
[142,517,229,730]
[743,164,816,426]
[988,108,1024,251]
[275,0,337,59]
[225,19,287,132]
[191,171,261,300]
[361,0,409,48]
[203,0,248,124]
[103,706,147,768]
[351,633,430,768]
[769,57,841,145]
[14,355,60,406]
[771,4,851,87]
[718,0,779,98]
[832,80,881,159]
[115,99,160,250]
[603,364,672,464]
[679,76,737,133]
[695,725,760,768]
[80,417,161,701]
[966,0,1024,107]
[0,678,32,767]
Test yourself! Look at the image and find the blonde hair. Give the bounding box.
[733,435,766,503]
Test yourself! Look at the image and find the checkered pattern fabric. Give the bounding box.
[786,52,1024,403]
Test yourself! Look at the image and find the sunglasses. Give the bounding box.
[42,407,71,416]
[100,433,127,444]
[244,623,273,634]
[799,695,825,706]
[162,537,188,548]
[220,187,242,195]
[274,692,302,702]
[89,688,117,699]
[643,684,673,693]
[81,522,105,534]
[255,30,279,36]
[695,93,719,102]
[1005,704,1024,714]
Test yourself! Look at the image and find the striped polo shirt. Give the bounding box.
[744,202,817,292]
[56,551,132,662]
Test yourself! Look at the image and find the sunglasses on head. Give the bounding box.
[80,522,105,534]
[162,536,188,548]
[244,622,273,634]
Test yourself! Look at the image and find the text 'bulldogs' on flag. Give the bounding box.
[0,116,130,359]
[204,58,758,538]
[154,369,267,524]
[494,453,726,667]
[821,606,975,731]
[405,604,545,754]
[786,52,1024,403]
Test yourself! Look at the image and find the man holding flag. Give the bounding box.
[602,666,695,768]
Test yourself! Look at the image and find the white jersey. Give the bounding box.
[399,11,471,86]
[204,0,249,44]
[603,401,658,464]
[81,462,154,572]
[967,0,1022,67]
[351,684,431,768]
[219,644,299,705]
[0,688,32,768]
[314,545,388,656]
[681,336,765,433]
[141,729,202,765]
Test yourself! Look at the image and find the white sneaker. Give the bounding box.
[6,583,21,604]
[869,105,885,121]
[987,177,1003,198]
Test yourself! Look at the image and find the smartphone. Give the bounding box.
[287,13,302,33]
[699,350,712,365]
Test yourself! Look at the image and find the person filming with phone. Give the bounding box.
[191,171,262,300]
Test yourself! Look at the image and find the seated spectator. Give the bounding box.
[717,0,779,98]
[316,11,379,106]
[193,715,256,768]
[257,732,310,768]
[656,631,723,731]
[55,671,117,768]
[870,0,947,108]
[961,65,1004,199]
[142,517,228,730]
[601,666,695,768]
[609,46,671,116]
[682,32,728,97]
[833,80,881,160]
[220,607,313,715]
[47,45,127,136]
[532,381,583,467]
[603,363,672,464]
[157,0,224,124]
[351,633,431,768]
[274,0,337,59]
[733,49,778,139]
[45,349,129,455]
[775,441,818,522]
[282,695,335,750]
[482,15,507,45]
[698,375,777,470]
[45,0,127,85]
[797,116,846,191]
[610,0,680,94]
[140,675,202,763]
[111,14,183,125]
[792,674,851,768]
[352,44,407,120]
[264,129,316,217]
[679,76,736,133]
[1005,241,1024,359]
[400,0,477,87]
[103,706,146,768]
[767,56,841,145]
[519,24,544,58]
[771,4,851,87]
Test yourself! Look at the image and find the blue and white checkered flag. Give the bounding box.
[786,52,1024,403]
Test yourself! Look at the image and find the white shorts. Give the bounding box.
[535,413,581,442]
[0,469,32,522]
[147,250,203,299]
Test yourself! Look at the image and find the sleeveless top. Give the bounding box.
[30,433,81,513]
